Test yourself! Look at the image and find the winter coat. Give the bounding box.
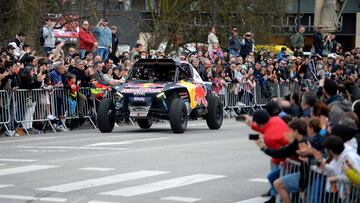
[78,28,97,51]
[43,25,55,48]
[251,116,290,165]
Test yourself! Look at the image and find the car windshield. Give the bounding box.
[127,64,176,83]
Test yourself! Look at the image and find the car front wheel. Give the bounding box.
[205,95,223,130]
[97,98,115,133]
[169,98,188,133]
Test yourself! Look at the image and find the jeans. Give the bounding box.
[79,49,87,59]
[97,48,109,62]
[229,48,239,57]
[268,164,281,197]
[44,47,53,56]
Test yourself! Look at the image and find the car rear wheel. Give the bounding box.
[169,98,188,133]
[97,98,115,133]
[205,95,223,130]
[137,118,153,129]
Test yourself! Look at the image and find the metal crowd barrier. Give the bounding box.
[222,83,256,117]
[218,81,320,116]
[50,87,97,130]
[304,166,360,203]
[276,159,302,203]
[275,160,360,203]
[0,90,11,134]
[12,89,56,135]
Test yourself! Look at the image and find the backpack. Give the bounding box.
[38,27,45,46]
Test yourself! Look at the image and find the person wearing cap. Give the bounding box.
[8,32,26,58]
[228,28,241,57]
[94,19,112,62]
[240,32,254,60]
[42,17,56,56]
[78,20,97,59]
[277,47,288,63]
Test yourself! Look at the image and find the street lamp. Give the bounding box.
[297,0,300,27]
[212,0,216,26]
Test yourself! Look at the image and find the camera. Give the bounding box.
[235,115,245,121]
[249,134,259,140]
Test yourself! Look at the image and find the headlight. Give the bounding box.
[114,92,123,101]
[157,92,166,99]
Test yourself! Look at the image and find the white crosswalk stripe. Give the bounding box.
[79,167,115,172]
[37,170,169,193]
[161,196,201,202]
[0,184,14,188]
[0,158,38,162]
[0,165,59,177]
[100,174,226,197]
[0,194,66,202]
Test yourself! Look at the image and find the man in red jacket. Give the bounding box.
[243,109,290,203]
[78,21,97,59]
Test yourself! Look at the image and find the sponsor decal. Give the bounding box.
[126,83,164,88]
[121,88,164,93]
[194,85,208,106]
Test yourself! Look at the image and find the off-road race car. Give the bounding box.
[97,59,223,133]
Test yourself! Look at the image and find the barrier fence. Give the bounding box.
[0,81,317,136]
[277,159,360,203]
[218,81,318,117]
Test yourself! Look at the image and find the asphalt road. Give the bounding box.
[0,120,271,203]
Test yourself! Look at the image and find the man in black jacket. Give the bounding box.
[109,26,119,63]
[69,59,88,116]
[240,32,254,60]
[313,27,323,56]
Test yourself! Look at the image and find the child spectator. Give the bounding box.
[67,73,80,117]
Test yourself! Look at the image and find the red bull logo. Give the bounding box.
[194,85,207,106]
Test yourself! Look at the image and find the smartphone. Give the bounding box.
[236,116,245,121]
[249,134,259,140]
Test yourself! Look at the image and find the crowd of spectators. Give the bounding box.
[0,18,359,135]
[1,16,360,203]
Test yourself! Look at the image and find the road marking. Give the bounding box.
[0,184,14,188]
[0,194,66,202]
[38,170,169,193]
[18,146,129,151]
[249,178,268,183]
[80,167,115,172]
[0,158,38,162]
[85,137,171,147]
[18,149,67,153]
[0,165,58,177]
[100,174,226,197]
[233,197,270,203]
[88,201,121,203]
[0,137,56,143]
[161,196,201,202]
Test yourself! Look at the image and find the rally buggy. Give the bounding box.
[97,59,223,133]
